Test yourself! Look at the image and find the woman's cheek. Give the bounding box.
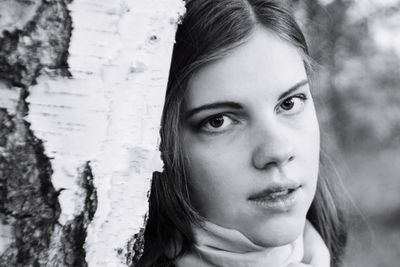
[185,136,248,217]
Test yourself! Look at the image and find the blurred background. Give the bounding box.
[288,0,400,266]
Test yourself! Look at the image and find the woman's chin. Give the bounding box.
[248,217,306,248]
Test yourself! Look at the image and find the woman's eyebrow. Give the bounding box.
[183,101,243,118]
[278,80,308,100]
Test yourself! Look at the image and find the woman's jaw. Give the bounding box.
[193,180,317,248]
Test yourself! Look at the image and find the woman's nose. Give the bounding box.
[251,123,295,170]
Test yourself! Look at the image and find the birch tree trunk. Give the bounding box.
[0,0,185,266]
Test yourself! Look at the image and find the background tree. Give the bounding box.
[292,1,400,266]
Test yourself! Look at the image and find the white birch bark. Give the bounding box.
[0,0,185,266]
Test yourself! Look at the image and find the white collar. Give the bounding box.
[175,221,304,267]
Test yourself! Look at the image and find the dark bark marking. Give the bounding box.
[125,216,146,267]
[0,0,72,87]
[0,105,98,267]
[55,162,98,267]
[0,107,61,266]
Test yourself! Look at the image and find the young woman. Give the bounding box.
[138,0,347,266]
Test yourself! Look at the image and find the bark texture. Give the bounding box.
[0,0,71,87]
[0,106,60,266]
[0,0,184,266]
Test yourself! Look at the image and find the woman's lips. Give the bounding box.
[248,182,301,212]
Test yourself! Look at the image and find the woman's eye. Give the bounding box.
[277,94,307,114]
[209,116,224,128]
[200,114,237,133]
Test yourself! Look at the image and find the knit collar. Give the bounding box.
[175,221,304,267]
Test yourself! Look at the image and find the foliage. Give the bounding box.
[294,0,400,151]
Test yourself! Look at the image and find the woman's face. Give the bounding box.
[180,27,320,247]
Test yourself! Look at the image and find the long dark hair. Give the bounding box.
[138,1,347,266]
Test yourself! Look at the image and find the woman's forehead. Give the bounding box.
[184,27,308,109]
